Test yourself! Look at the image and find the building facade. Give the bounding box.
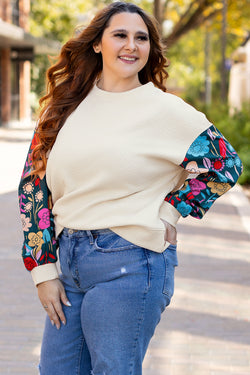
[0,0,59,127]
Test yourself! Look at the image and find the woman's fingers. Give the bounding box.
[37,279,71,329]
[161,219,177,244]
[42,299,66,329]
[53,299,66,328]
[60,288,72,307]
[44,301,62,329]
[166,224,177,245]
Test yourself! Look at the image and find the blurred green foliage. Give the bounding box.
[194,102,250,185]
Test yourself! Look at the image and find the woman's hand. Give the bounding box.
[37,279,71,329]
[161,219,177,245]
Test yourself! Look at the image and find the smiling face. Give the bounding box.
[93,12,151,90]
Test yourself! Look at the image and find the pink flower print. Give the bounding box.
[207,128,216,140]
[21,214,32,232]
[185,161,200,174]
[38,208,50,229]
[189,179,206,196]
[185,161,208,174]
[19,194,26,213]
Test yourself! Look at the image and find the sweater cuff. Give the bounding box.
[159,200,181,227]
[31,263,59,286]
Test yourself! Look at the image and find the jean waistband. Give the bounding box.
[62,227,113,237]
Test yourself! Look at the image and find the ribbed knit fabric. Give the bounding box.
[45,82,211,252]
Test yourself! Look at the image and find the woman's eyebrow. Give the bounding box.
[110,28,149,37]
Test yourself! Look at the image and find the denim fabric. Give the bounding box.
[39,228,178,375]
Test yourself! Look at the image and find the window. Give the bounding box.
[11,59,20,121]
[11,0,19,26]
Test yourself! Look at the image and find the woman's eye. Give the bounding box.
[137,35,149,41]
[113,33,148,41]
[114,33,127,38]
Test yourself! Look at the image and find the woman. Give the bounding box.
[18,2,243,374]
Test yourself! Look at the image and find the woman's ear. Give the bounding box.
[93,44,101,53]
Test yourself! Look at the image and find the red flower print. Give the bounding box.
[219,138,227,159]
[35,177,40,187]
[24,256,38,271]
[31,132,40,150]
[212,158,225,172]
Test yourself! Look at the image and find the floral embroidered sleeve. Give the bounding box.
[18,131,58,282]
[165,125,243,219]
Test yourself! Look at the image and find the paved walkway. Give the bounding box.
[0,128,250,374]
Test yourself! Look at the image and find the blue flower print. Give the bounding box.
[226,158,235,168]
[188,136,210,157]
[234,157,241,168]
[177,201,192,217]
[165,124,242,220]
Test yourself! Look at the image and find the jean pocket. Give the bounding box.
[94,230,139,252]
[162,244,178,304]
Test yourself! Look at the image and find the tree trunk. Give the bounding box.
[154,0,162,35]
[220,0,228,102]
[205,23,212,106]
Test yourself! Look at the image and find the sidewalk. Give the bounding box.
[0,130,250,374]
[144,185,250,375]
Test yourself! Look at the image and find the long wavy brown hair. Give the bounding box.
[31,1,169,176]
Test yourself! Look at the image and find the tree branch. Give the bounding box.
[163,0,220,46]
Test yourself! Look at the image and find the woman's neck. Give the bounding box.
[96,76,142,93]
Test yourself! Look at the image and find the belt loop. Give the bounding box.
[86,230,94,244]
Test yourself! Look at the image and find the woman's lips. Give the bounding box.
[118,56,138,64]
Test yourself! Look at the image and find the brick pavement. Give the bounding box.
[0,129,250,374]
[143,184,250,375]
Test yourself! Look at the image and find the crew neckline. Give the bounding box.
[93,81,154,95]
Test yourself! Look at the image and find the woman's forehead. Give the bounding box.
[106,12,148,32]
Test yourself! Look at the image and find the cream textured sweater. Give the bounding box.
[19,81,242,285]
[46,82,210,251]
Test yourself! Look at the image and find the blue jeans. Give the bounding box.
[39,228,178,375]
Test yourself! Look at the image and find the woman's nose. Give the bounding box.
[125,37,137,51]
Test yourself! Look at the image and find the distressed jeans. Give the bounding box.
[39,228,178,375]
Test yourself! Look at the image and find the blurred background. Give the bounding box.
[1,2,250,374]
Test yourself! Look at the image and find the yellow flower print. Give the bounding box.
[28,231,44,249]
[207,182,231,196]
